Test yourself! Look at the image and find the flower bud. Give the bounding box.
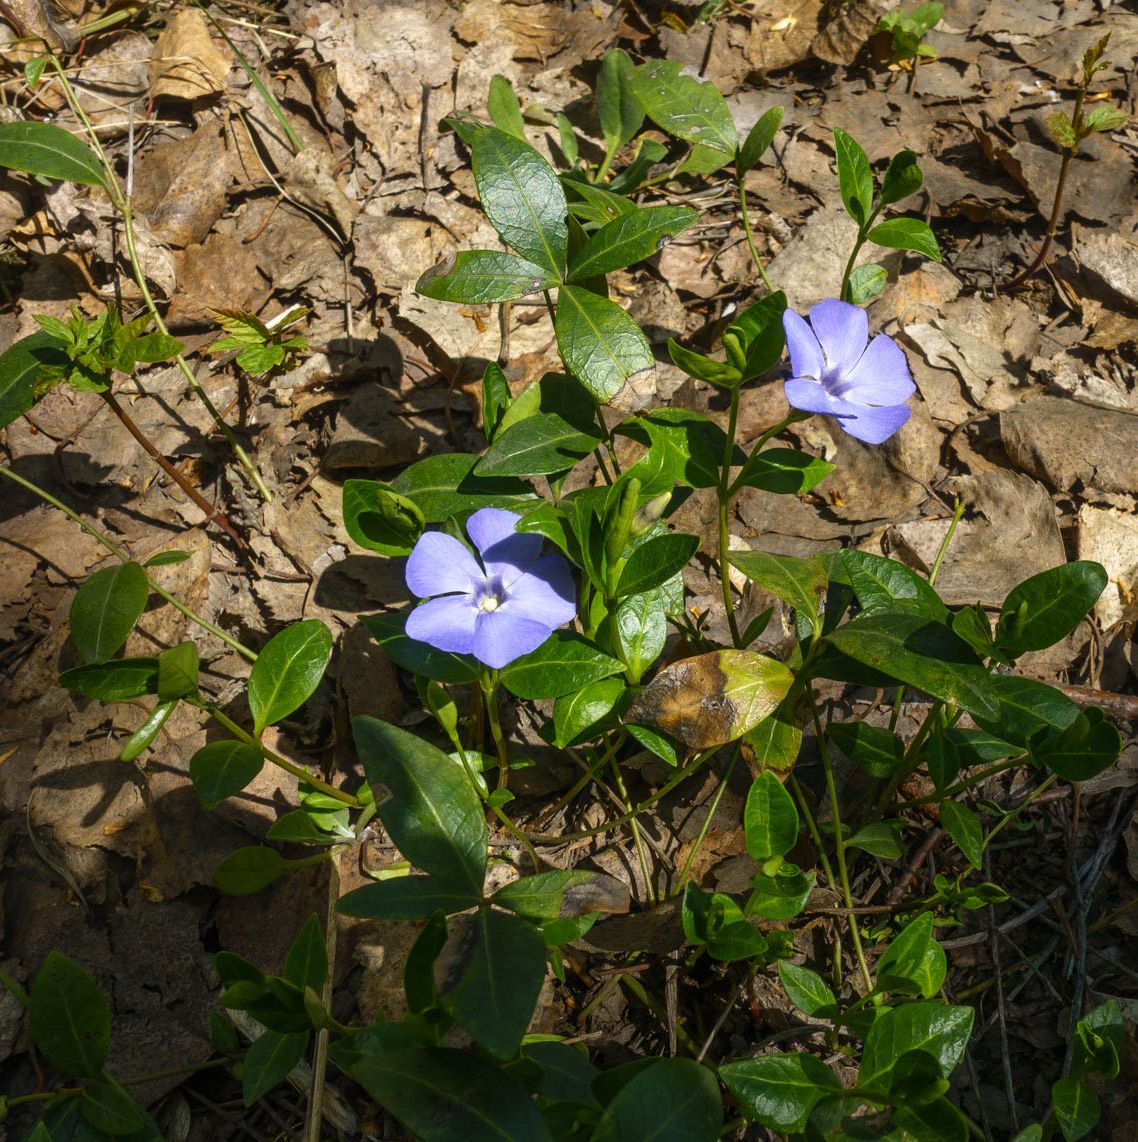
[631,491,672,536]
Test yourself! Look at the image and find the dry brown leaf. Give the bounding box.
[150,10,230,101]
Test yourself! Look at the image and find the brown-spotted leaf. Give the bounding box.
[626,650,794,751]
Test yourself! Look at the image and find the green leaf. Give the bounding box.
[213,846,293,895]
[80,1076,148,1135]
[156,640,198,700]
[868,216,942,261]
[738,105,784,174]
[242,1028,309,1105]
[940,800,983,868]
[721,290,787,379]
[847,820,904,859]
[554,283,654,404]
[629,59,737,155]
[847,263,887,305]
[492,869,621,920]
[0,331,67,429]
[733,447,834,495]
[284,914,328,995]
[615,531,699,597]
[360,611,480,685]
[971,674,1078,746]
[1052,1077,1100,1141]
[833,127,873,225]
[876,912,946,998]
[627,649,794,751]
[189,740,264,808]
[568,205,698,280]
[416,250,558,303]
[487,74,526,140]
[392,453,536,523]
[828,722,904,778]
[525,1040,600,1105]
[552,677,625,746]
[995,561,1107,658]
[338,874,481,920]
[729,550,827,629]
[118,698,177,761]
[880,148,924,205]
[353,716,487,893]
[591,1057,722,1142]
[744,771,799,862]
[58,657,158,701]
[437,906,547,1059]
[500,630,623,700]
[858,1001,974,1090]
[597,49,644,163]
[342,480,424,556]
[747,862,813,920]
[471,128,567,277]
[666,338,742,387]
[952,603,998,660]
[69,561,150,663]
[841,549,947,620]
[625,722,679,766]
[0,120,106,186]
[744,703,803,772]
[1033,707,1121,782]
[613,589,667,682]
[778,960,837,1019]
[563,176,637,227]
[720,1052,840,1133]
[476,411,601,477]
[616,407,727,489]
[248,620,333,736]
[143,549,192,568]
[28,952,111,1078]
[481,361,511,442]
[115,331,183,370]
[1081,104,1129,134]
[822,614,998,720]
[345,1047,554,1142]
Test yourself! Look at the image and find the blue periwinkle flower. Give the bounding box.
[782,299,915,444]
[405,508,576,669]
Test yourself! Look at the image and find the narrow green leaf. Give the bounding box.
[1052,1077,1100,1142]
[732,447,834,495]
[729,550,827,627]
[615,531,699,597]
[568,204,698,280]
[777,960,837,1017]
[59,657,158,701]
[390,452,536,522]
[342,480,424,556]
[118,698,177,761]
[597,49,643,161]
[284,914,328,995]
[940,800,983,868]
[867,216,942,261]
[0,120,106,186]
[338,875,481,920]
[69,561,150,664]
[552,676,625,746]
[667,338,742,387]
[859,1001,974,1090]
[28,952,111,1078]
[416,250,558,303]
[242,1029,309,1105]
[554,283,654,404]
[248,620,333,735]
[848,820,904,859]
[828,721,904,778]
[744,771,799,862]
[876,912,947,998]
[80,1077,148,1135]
[722,290,787,379]
[840,549,948,620]
[481,361,511,442]
[880,148,924,205]
[847,262,887,304]
[360,611,480,685]
[157,640,198,700]
[833,128,873,225]
[213,846,293,895]
[487,74,526,140]
[738,105,784,174]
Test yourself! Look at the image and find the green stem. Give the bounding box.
[893,758,1025,809]
[726,412,804,497]
[483,678,511,792]
[982,773,1059,853]
[838,204,883,302]
[737,176,774,293]
[718,383,743,646]
[205,704,361,807]
[5,1088,83,1109]
[610,757,656,905]
[0,964,28,1005]
[0,465,257,661]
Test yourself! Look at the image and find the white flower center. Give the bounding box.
[478,594,501,613]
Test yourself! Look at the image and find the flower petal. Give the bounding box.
[468,507,542,587]
[783,310,825,380]
[784,376,862,420]
[405,531,484,598]
[842,403,912,444]
[831,333,915,405]
[473,611,554,669]
[808,299,868,374]
[405,595,478,654]
[500,554,577,626]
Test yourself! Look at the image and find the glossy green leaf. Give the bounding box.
[554,283,654,404]
[732,447,834,495]
[868,217,942,261]
[940,799,983,868]
[666,338,742,387]
[481,361,511,442]
[833,127,873,225]
[500,630,623,700]
[0,120,106,186]
[552,676,625,746]
[28,952,110,1078]
[118,698,176,762]
[156,640,198,700]
[744,703,803,772]
[778,961,837,1019]
[284,914,328,995]
[744,771,798,862]
[616,407,727,489]
[342,480,424,556]
[492,869,625,920]
[738,105,784,174]
[189,740,264,808]
[627,648,794,751]
[625,722,679,766]
[563,177,637,228]
[880,148,924,205]
[828,721,905,778]
[607,138,668,194]
[858,1001,974,1090]
[476,411,601,477]
[823,613,998,719]
[847,262,887,305]
[69,561,150,664]
[1033,707,1121,782]
[597,49,643,162]
[1052,1077,1100,1141]
[971,674,1078,746]
[720,1052,840,1133]
[437,906,546,1059]
[213,846,293,895]
[876,912,946,998]
[995,561,1106,658]
[729,550,827,629]
[615,530,699,597]
[242,1028,309,1105]
[613,588,667,682]
[248,620,333,736]
[952,603,998,660]
[416,250,558,303]
[569,205,697,280]
[592,1057,722,1142]
[722,290,787,379]
[354,716,486,892]
[841,549,947,620]
[746,862,813,920]
[0,331,67,429]
[59,657,159,701]
[338,874,481,920]
[389,453,535,522]
[847,820,904,859]
[360,611,480,685]
[471,128,567,277]
[346,1047,553,1142]
[630,59,737,155]
[487,74,526,139]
